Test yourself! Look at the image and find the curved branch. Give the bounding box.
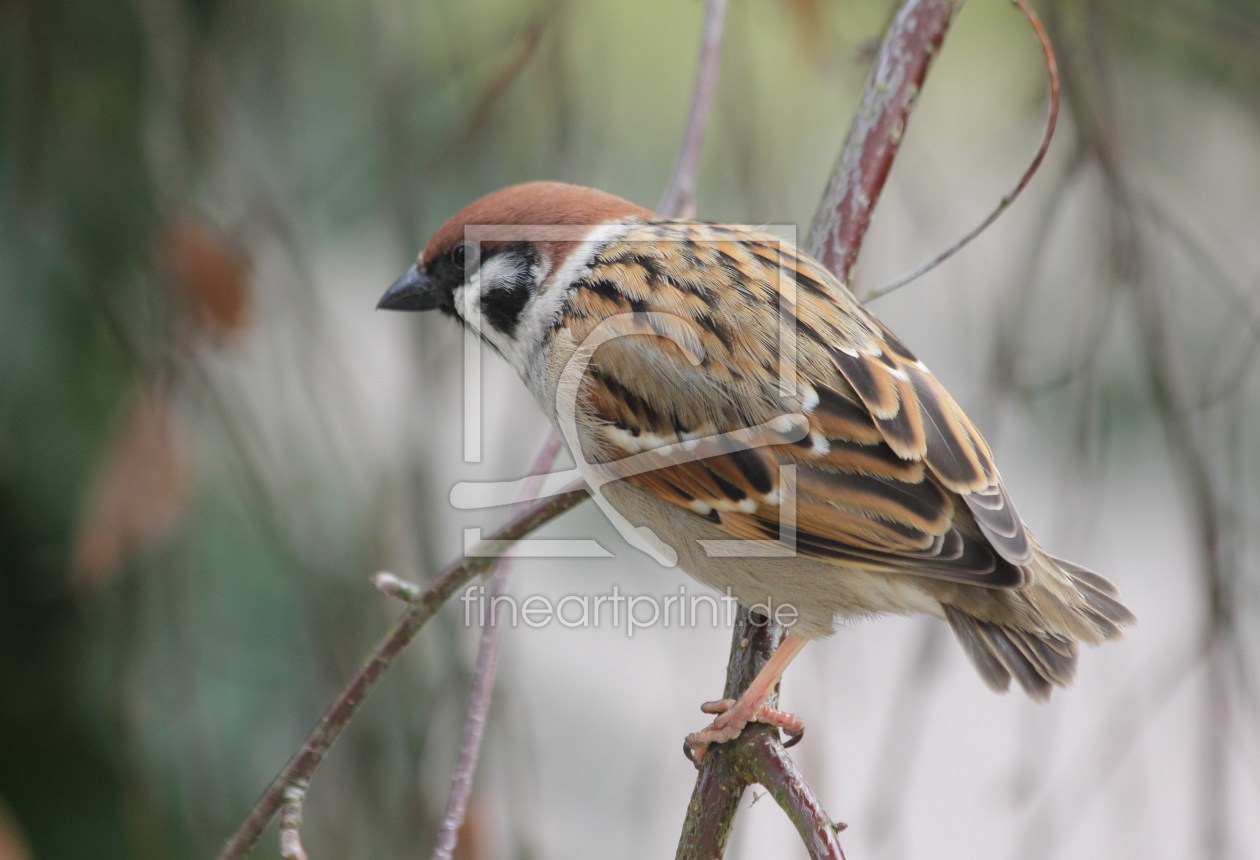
[865,0,1060,301]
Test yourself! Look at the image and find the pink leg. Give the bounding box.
[685,631,809,765]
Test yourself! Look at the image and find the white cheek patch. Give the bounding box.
[480,253,530,294]
[453,284,474,325]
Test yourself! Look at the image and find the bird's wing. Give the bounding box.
[557,221,1028,588]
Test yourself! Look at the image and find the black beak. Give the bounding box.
[377,264,441,311]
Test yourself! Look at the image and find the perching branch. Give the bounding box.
[679,3,967,856]
[677,610,782,858]
[806,0,965,285]
[677,611,846,860]
[217,485,589,859]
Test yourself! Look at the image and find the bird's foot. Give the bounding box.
[683,697,805,766]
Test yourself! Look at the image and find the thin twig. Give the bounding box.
[806,0,965,285]
[425,9,556,172]
[217,485,589,859]
[657,0,729,220]
[430,433,564,860]
[864,0,1060,301]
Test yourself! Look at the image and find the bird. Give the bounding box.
[377,181,1135,764]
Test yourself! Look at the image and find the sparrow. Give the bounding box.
[378,181,1135,763]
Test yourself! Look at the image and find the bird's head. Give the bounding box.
[377,182,654,360]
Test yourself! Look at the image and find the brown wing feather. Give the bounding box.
[824,320,1033,567]
[564,221,1028,588]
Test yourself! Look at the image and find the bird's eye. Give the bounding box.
[450,242,480,275]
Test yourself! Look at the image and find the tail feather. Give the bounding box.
[944,605,1075,699]
[944,555,1134,699]
[944,606,1015,692]
[1049,555,1121,595]
[1048,554,1138,637]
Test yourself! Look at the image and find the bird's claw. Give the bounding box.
[683,699,806,766]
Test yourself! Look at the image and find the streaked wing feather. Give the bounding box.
[825,318,1033,567]
[577,371,1022,587]
[567,221,1033,588]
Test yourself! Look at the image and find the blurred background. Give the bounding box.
[2,0,1259,857]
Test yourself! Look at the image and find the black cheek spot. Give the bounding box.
[481,283,532,336]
